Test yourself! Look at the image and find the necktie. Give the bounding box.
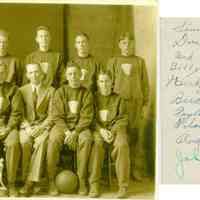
[32,87,38,118]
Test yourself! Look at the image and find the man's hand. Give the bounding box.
[30,126,44,138]
[64,130,78,151]
[0,127,10,140]
[100,128,113,144]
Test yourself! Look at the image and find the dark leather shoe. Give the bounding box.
[9,185,19,197]
[89,183,100,198]
[78,180,88,196]
[116,187,128,198]
[19,181,33,197]
[48,181,59,196]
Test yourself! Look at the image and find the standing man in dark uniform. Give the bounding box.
[70,32,102,91]
[0,63,22,197]
[23,26,65,88]
[107,32,150,181]
[0,30,22,86]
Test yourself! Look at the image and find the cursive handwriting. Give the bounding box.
[173,21,200,33]
[176,145,200,179]
[170,91,200,105]
[166,74,200,88]
[176,133,200,145]
[172,33,200,48]
[175,51,194,60]
[174,106,200,129]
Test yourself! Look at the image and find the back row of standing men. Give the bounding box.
[0,26,149,198]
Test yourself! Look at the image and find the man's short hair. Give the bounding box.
[75,32,89,41]
[26,63,43,73]
[65,61,81,73]
[98,70,112,81]
[36,26,50,33]
[119,32,134,42]
[0,29,9,39]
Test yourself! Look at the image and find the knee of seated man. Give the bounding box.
[78,129,92,145]
[48,125,65,144]
[5,129,20,147]
[114,131,129,149]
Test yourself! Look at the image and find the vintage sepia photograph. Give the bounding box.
[0,2,157,199]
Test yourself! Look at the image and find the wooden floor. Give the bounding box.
[28,178,155,199]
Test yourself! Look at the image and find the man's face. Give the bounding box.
[36,29,51,51]
[118,38,134,56]
[0,35,8,56]
[75,35,89,57]
[97,74,112,96]
[0,65,6,83]
[26,64,43,85]
[66,66,81,88]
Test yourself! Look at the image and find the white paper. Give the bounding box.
[161,18,200,183]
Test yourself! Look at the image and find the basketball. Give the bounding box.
[55,170,78,194]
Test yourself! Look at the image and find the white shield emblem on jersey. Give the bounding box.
[68,101,78,114]
[121,63,132,76]
[80,69,88,81]
[99,110,109,122]
[40,62,49,74]
[0,97,3,110]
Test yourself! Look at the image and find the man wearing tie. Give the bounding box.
[23,26,65,88]
[0,63,22,197]
[19,63,55,196]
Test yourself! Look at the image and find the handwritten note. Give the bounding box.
[161,18,200,183]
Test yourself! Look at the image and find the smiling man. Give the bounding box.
[19,63,55,196]
[47,61,93,196]
[23,26,65,88]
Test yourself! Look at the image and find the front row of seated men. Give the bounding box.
[0,61,130,198]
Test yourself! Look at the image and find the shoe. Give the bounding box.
[78,180,88,196]
[89,183,100,198]
[19,181,33,197]
[116,187,128,198]
[48,180,59,196]
[8,184,18,197]
[133,171,143,182]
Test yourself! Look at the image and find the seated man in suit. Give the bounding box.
[47,61,93,196]
[0,63,22,197]
[19,63,55,196]
[89,71,130,198]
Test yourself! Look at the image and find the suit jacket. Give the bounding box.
[19,83,55,128]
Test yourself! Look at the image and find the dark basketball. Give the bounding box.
[55,170,78,194]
